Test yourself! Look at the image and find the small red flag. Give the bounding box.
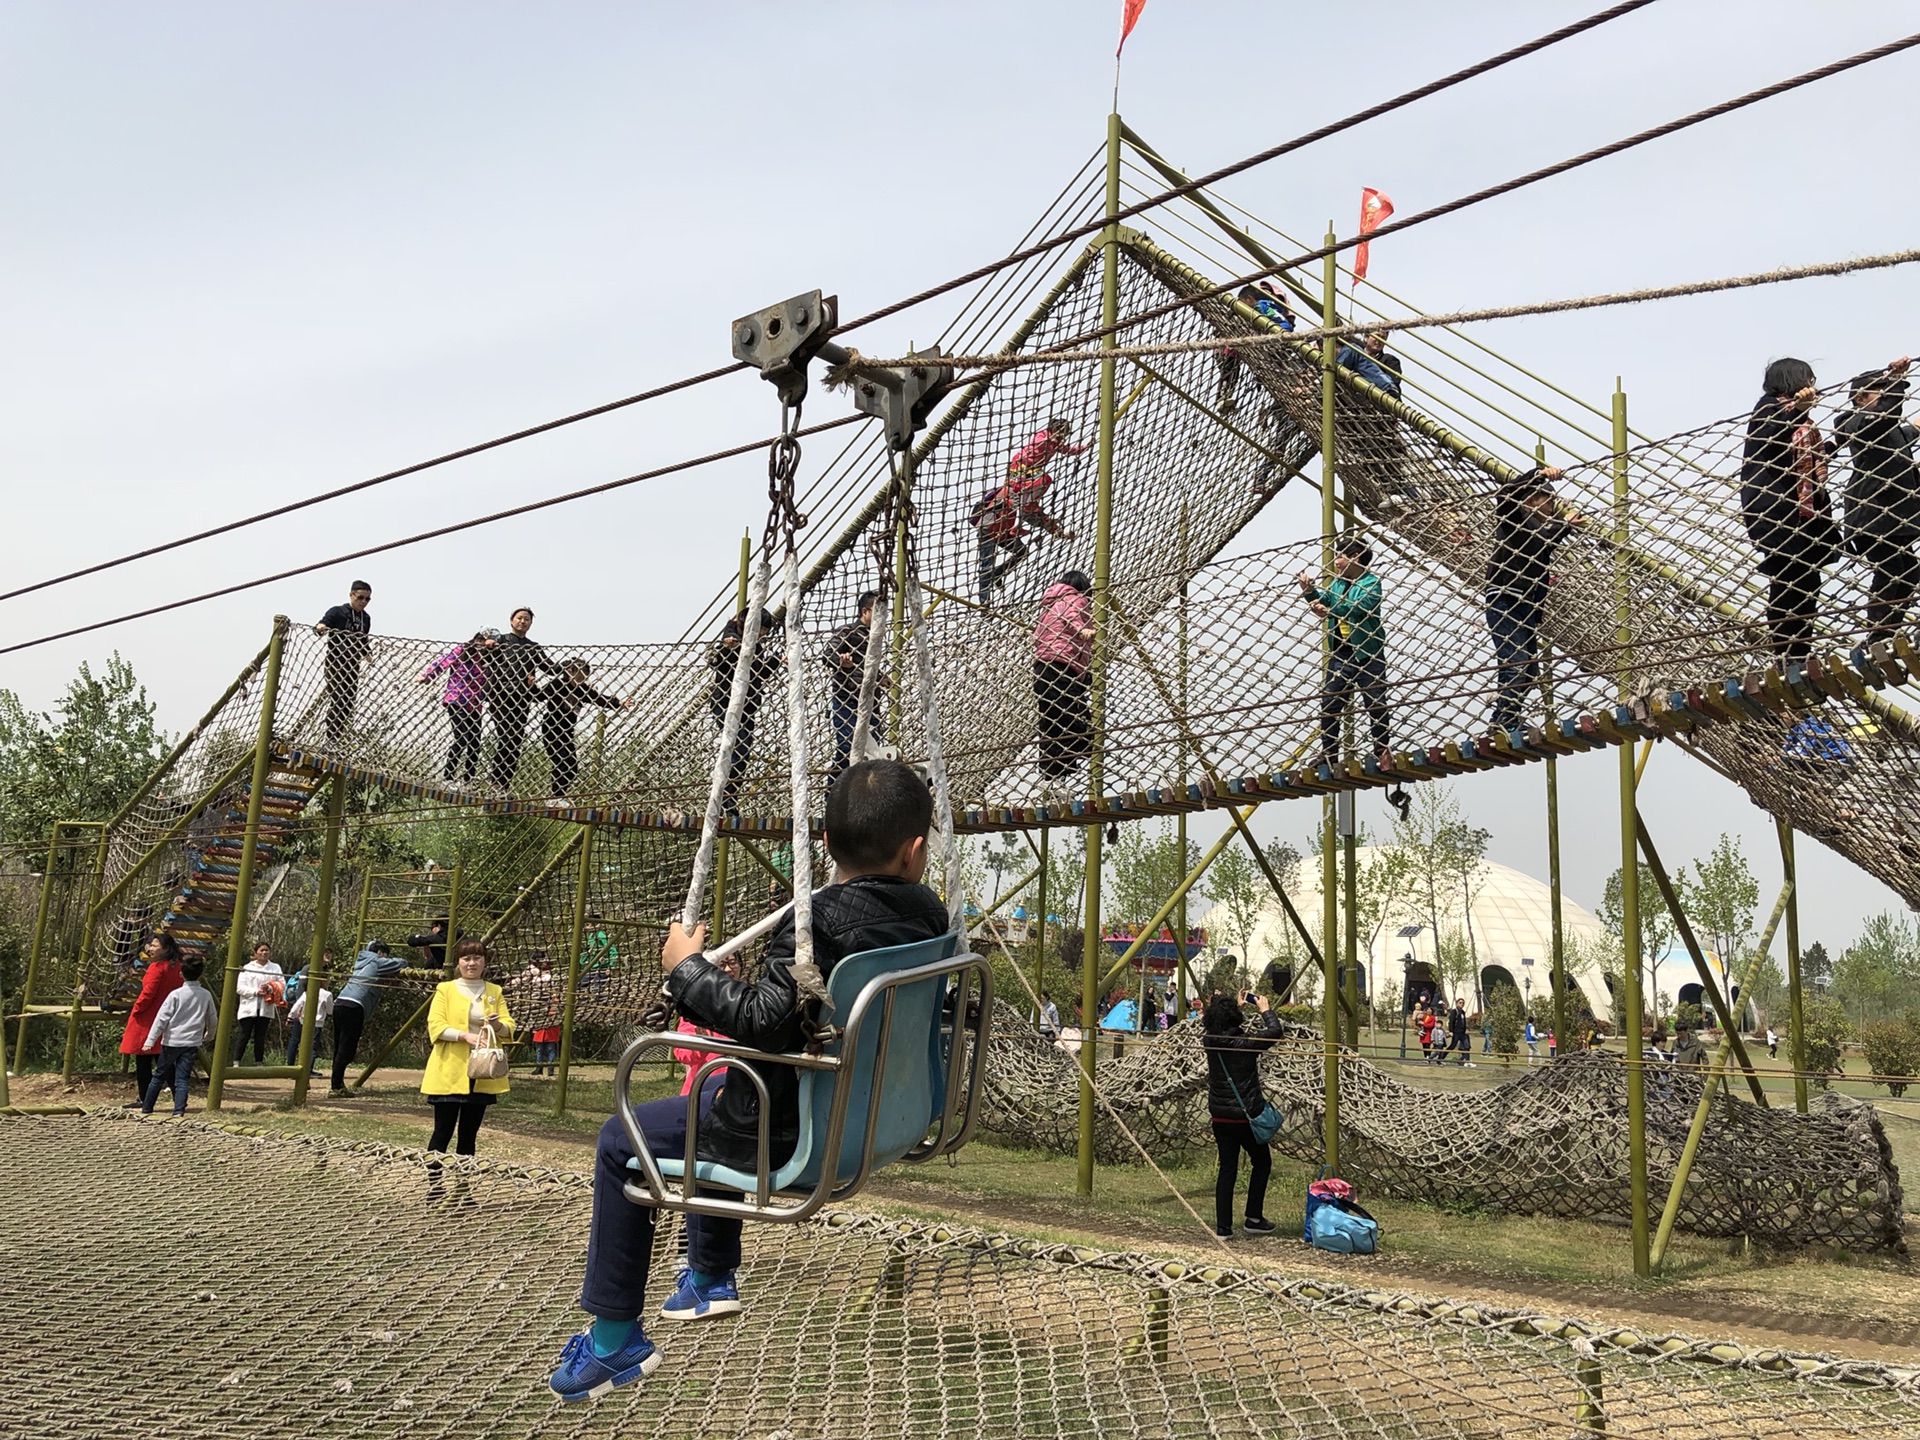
[1354,187,1395,282]
[1117,0,1148,55]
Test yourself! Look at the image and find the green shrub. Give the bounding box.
[1859,1015,1920,1098]
[1794,997,1852,1089]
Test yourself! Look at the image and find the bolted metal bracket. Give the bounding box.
[731,289,953,449]
[732,291,839,409]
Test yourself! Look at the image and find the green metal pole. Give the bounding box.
[1612,385,1649,1276]
[351,862,374,960]
[1099,814,1249,987]
[291,777,344,1105]
[1078,108,1124,1199]
[444,863,463,978]
[1779,820,1807,1113]
[1649,880,1792,1269]
[207,617,289,1111]
[1319,223,1341,1171]
[1035,827,1050,1026]
[1175,503,1192,1015]
[59,823,112,1082]
[1535,439,1567,1060]
[12,822,63,1067]
[553,823,598,1117]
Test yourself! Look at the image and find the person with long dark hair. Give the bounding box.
[1741,358,1838,662]
[1200,990,1283,1239]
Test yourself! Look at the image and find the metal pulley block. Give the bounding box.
[732,291,839,409]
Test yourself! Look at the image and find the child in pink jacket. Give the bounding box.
[1032,570,1095,780]
[418,631,498,782]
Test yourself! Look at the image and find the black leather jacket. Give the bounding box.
[664,872,950,1171]
[1203,1010,1283,1120]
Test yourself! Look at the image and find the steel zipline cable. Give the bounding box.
[0,415,861,658]
[0,1,1656,609]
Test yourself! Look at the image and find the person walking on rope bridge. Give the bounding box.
[546,758,948,1401]
[329,939,404,1096]
[972,417,1084,601]
[231,940,285,1066]
[422,938,515,1197]
[120,933,182,1104]
[826,590,883,778]
[1300,537,1392,776]
[539,658,629,799]
[1033,569,1095,781]
[1202,989,1283,1239]
[416,630,497,783]
[525,952,560,1076]
[1834,357,1919,648]
[1485,464,1584,735]
[139,956,217,1116]
[1217,283,1296,416]
[481,607,559,789]
[284,955,334,1072]
[314,580,373,746]
[1741,358,1839,664]
[707,607,779,817]
[1336,332,1411,504]
[670,949,743,1095]
[1336,330,1402,400]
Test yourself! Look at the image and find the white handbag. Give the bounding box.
[466,1022,509,1081]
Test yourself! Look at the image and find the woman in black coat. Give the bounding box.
[1740,357,1837,663]
[1834,357,1919,645]
[1200,990,1283,1239]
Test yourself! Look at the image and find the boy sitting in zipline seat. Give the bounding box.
[970,417,1085,601]
[546,758,950,1402]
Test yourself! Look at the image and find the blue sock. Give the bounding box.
[589,1317,637,1356]
[690,1269,727,1288]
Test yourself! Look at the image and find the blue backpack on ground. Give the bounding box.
[1304,1170,1378,1254]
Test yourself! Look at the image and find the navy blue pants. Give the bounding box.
[581,1075,741,1320]
[142,1045,196,1114]
[1486,584,1546,732]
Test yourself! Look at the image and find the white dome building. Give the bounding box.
[1242,845,1611,1019]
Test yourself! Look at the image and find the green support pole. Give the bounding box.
[1612,385,1649,1276]
[553,823,598,1117]
[351,862,374,960]
[1319,224,1341,1171]
[1035,827,1050,1026]
[59,823,111,1083]
[1649,881,1792,1269]
[207,617,289,1112]
[1175,501,1192,1014]
[1343,809,1360,1049]
[1099,813,1252,987]
[12,822,64,1067]
[444,863,463,978]
[1779,820,1807,1113]
[291,777,344,1105]
[1078,108,1124,1199]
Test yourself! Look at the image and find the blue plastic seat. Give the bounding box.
[619,932,986,1215]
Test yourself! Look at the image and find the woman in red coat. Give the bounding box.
[120,934,182,1101]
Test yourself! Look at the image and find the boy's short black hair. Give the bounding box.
[856,590,879,612]
[349,580,372,593]
[181,958,205,981]
[824,758,933,869]
[1336,536,1374,567]
[368,939,391,956]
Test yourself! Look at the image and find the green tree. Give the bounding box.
[1833,912,1920,1025]
[1436,928,1477,1007]
[1800,941,1833,989]
[1600,863,1675,1027]
[1205,845,1265,970]
[0,655,168,855]
[1487,984,1526,1066]
[1794,996,1852,1088]
[1106,820,1199,931]
[1387,784,1488,994]
[1679,833,1757,993]
[1859,1016,1920,1098]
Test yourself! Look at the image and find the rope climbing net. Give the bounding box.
[5,1111,1915,1440]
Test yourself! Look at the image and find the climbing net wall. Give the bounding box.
[6,1112,1916,1440]
[977,1007,1907,1252]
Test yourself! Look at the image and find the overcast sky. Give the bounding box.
[5,0,1918,947]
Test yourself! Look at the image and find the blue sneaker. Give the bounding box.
[547,1328,661,1401]
[659,1267,742,1321]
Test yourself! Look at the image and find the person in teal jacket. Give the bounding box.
[1297,537,1392,775]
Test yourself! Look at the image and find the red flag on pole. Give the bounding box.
[1354,187,1395,282]
[1117,0,1148,55]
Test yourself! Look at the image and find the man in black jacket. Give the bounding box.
[484,607,558,789]
[314,581,372,745]
[1836,358,1918,645]
[1485,465,1584,734]
[548,758,950,1402]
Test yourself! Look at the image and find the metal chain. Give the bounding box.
[764,399,808,557]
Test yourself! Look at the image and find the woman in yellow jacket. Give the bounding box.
[423,938,515,1169]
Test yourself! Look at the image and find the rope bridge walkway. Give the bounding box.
[4,1111,1915,1439]
[978,1009,1906,1252]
